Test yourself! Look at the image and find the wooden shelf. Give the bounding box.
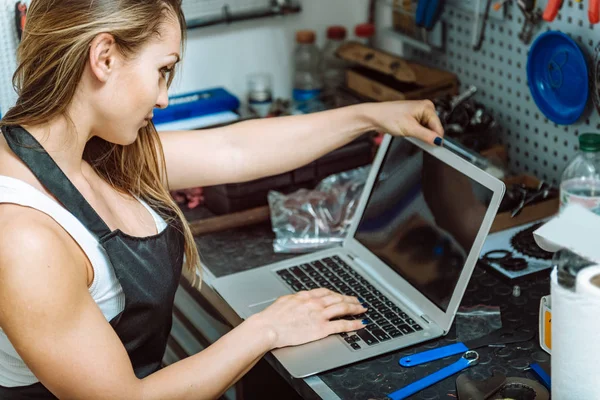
[185,2,301,30]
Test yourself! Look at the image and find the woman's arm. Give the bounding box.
[159,101,443,191]
[0,207,365,400]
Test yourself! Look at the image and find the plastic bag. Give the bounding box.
[455,305,502,342]
[268,166,370,253]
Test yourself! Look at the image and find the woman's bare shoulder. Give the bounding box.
[0,203,88,282]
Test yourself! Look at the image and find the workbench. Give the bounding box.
[183,206,551,400]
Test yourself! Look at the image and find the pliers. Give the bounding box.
[14,1,27,40]
[544,0,599,23]
[415,0,445,30]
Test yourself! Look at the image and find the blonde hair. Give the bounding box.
[0,0,202,287]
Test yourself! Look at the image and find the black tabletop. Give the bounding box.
[185,206,551,400]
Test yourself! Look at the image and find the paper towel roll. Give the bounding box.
[551,265,600,399]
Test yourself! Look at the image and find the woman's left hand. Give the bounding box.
[363,100,444,146]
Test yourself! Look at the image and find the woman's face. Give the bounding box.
[94,17,181,145]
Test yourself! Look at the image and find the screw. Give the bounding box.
[512,285,521,297]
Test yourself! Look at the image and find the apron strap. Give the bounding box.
[2,125,112,239]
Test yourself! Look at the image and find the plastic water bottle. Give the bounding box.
[292,30,324,113]
[354,23,375,47]
[322,25,348,94]
[560,133,600,214]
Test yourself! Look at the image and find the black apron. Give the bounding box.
[0,125,185,399]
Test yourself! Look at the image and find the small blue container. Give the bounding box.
[527,31,589,125]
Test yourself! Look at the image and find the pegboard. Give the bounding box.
[406,0,600,186]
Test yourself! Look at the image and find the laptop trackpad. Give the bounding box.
[248,299,277,315]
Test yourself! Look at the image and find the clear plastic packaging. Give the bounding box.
[268,166,370,253]
[455,305,502,342]
[560,133,600,214]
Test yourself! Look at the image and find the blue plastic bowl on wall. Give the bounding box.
[527,31,589,125]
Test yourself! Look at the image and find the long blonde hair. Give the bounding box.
[0,0,201,286]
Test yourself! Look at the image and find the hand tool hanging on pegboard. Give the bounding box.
[543,0,563,21]
[593,42,600,116]
[545,0,599,24]
[415,0,445,30]
[517,0,542,44]
[14,1,27,41]
[493,0,542,44]
[590,0,600,24]
[472,0,493,50]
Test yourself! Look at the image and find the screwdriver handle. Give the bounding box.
[543,0,562,21]
[590,0,600,24]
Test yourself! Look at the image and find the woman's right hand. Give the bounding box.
[252,288,368,349]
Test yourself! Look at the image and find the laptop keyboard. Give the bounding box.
[275,255,423,350]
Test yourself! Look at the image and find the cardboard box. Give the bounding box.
[489,175,559,233]
[336,41,458,102]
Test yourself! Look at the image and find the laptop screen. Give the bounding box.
[354,137,493,311]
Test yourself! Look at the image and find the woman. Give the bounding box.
[0,0,444,398]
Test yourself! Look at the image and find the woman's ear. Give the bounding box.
[88,33,118,83]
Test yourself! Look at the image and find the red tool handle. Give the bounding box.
[543,0,562,21]
[590,0,600,24]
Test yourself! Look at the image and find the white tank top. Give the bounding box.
[0,175,167,387]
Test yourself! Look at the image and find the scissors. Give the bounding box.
[544,0,599,23]
[415,0,445,30]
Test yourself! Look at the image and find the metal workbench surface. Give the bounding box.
[185,206,550,400]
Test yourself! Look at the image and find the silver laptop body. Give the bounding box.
[212,135,505,378]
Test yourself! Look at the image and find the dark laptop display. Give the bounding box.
[354,138,492,311]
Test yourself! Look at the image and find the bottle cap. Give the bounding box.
[579,133,600,152]
[296,30,316,44]
[354,23,375,38]
[327,26,347,40]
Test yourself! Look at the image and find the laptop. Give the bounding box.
[212,134,505,378]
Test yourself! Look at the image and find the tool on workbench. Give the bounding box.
[455,373,550,400]
[517,0,542,44]
[415,0,445,30]
[14,1,26,40]
[529,362,551,391]
[399,326,534,366]
[472,0,493,50]
[388,351,479,400]
[543,0,563,21]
